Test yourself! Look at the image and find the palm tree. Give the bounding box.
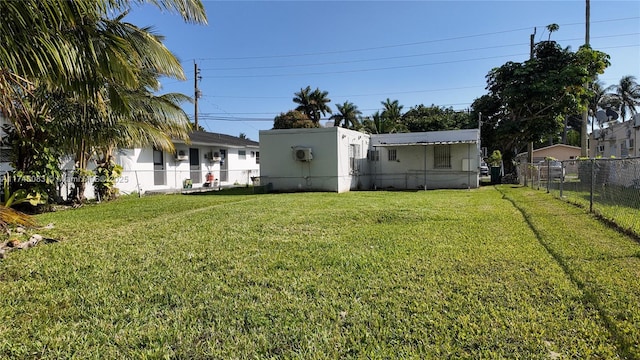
[2,2,204,205]
[381,98,404,123]
[293,86,332,125]
[588,79,619,132]
[608,75,640,121]
[0,0,207,118]
[546,23,559,41]
[293,86,313,120]
[309,88,332,123]
[361,112,382,134]
[331,101,362,129]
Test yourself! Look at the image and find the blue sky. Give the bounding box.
[126,1,640,141]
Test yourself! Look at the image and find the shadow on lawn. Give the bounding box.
[186,187,257,196]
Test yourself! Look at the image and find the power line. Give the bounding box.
[201,53,530,78]
[202,85,486,100]
[199,33,639,72]
[197,43,638,79]
[188,16,639,62]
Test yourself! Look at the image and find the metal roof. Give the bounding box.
[174,131,259,148]
[373,140,477,146]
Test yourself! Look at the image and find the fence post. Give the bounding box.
[559,161,564,198]
[546,158,550,193]
[590,158,595,213]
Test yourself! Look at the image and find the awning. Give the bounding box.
[373,140,477,147]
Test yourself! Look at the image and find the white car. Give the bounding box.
[538,160,564,180]
[480,162,489,176]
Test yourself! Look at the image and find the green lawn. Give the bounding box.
[1,186,638,358]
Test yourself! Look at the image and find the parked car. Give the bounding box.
[480,162,489,176]
[538,160,564,180]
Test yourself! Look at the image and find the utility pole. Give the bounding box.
[525,27,536,187]
[194,62,202,130]
[580,0,591,157]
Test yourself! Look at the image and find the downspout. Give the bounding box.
[423,144,427,190]
[467,142,471,190]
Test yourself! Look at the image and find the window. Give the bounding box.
[152,148,163,165]
[0,148,11,163]
[388,149,397,161]
[255,151,260,164]
[349,144,360,172]
[434,145,451,169]
[367,150,379,161]
[238,150,246,160]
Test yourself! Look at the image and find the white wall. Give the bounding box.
[114,144,260,195]
[370,130,480,189]
[259,127,370,192]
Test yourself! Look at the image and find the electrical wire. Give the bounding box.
[188,16,639,62]
[199,33,639,72]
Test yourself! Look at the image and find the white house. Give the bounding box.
[0,125,260,199]
[103,131,260,196]
[258,127,480,193]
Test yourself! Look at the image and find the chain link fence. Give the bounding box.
[518,157,640,237]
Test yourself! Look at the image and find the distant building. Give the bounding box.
[515,144,582,164]
[589,115,640,158]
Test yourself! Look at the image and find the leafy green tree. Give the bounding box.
[331,101,362,129]
[485,41,609,155]
[607,75,640,121]
[273,110,316,129]
[402,104,474,132]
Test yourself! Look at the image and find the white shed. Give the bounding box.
[259,127,370,193]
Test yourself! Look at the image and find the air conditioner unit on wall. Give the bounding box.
[204,151,221,162]
[293,147,313,161]
[175,150,188,161]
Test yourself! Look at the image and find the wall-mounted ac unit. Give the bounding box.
[175,150,188,161]
[293,147,313,161]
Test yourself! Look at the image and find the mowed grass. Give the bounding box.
[0,186,638,358]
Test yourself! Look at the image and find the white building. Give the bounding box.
[259,127,480,193]
[0,127,260,199]
[590,115,640,158]
[92,131,260,197]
